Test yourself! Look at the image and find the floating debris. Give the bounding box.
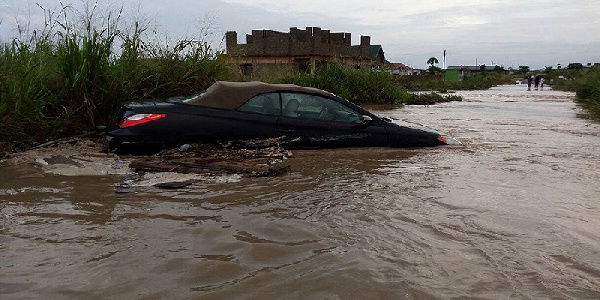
[129,137,291,177]
[154,179,196,189]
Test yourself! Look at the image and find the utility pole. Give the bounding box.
[443,49,446,69]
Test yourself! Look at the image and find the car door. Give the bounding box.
[189,92,282,141]
[277,92,389,148]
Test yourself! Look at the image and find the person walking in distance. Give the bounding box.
[534,74,541,90]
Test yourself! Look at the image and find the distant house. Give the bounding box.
[225,27,385,79]
[446,65,499,72]
[573,62,600,70]
[390,63,420,75]
[367,45,386,69]
[444,65,503,81]
[444,69,463,81]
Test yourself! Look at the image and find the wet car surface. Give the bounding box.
[106,81,458,153]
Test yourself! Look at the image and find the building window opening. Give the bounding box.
[241,64,253,76]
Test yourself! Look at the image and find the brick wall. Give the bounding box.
[225,27,384,80]
[226,27,371,59]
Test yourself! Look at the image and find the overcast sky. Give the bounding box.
[2,0,599,69]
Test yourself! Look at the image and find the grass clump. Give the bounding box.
[405,92,462,105]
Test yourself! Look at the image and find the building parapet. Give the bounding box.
[226,27,372,59]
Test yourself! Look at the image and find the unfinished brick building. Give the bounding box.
[225,27,385,80]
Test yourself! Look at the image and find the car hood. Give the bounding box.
[382,116,461,145]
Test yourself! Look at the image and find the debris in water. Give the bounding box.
[154,179,196,189]
[129,137,291,177]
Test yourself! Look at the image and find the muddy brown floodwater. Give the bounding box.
[1,85,599,299]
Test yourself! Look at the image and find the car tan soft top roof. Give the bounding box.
[186,81,334,109]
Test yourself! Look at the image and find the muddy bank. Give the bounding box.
[1,136,292,189]
[2,137,125,176]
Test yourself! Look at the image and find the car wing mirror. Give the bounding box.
[361,115,373,125]
[352,115,374,129]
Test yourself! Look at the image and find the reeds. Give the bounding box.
[0,3,227,152]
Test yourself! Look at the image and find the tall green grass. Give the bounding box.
[275,62,409,105]
[0,35,62,148]
[549,67,600,121]
[575,68,600,100]
[0,5,228,152]
[573,67,600,121]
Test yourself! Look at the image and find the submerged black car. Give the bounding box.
[106,81,459,153]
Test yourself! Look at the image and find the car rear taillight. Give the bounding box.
[119,113,167,128]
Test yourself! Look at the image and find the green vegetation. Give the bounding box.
[0,5,228,152]
[274,63,465,106]
[275,62,409,105]
[426,57,439,67]
[550,67,600,121]
[8,5,545,153]
[426,57,442,75]
[405,92,462,105]
[397,71,513,91]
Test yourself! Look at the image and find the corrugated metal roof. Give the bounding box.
[370,45,383,59]
[391,63,412,70]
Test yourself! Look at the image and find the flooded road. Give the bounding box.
[1,85,599,299]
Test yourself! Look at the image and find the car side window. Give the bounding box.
[237,93,281,115]
[281,92,361,123]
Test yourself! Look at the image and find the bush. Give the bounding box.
[275,62,408,105]
[574,67,600,121]
[575,68,600,100]
[405,92,462,105]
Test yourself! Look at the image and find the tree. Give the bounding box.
[567,63,583,70]
[427,65,442,75]
[427,57,439,67]
[518,65,530,73]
